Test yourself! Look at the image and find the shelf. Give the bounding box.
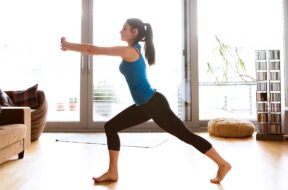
[256,133,284,141]
[255,49,283,140]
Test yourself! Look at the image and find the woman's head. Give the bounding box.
[121,18,155,65]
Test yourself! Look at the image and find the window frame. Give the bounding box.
[45,0,287,132]
[46,0,194,132]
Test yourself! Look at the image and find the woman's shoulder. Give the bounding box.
[121,43,141,63]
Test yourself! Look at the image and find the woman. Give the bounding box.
[60,18,231,184]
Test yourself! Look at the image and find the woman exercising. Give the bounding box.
[60,18,231,184]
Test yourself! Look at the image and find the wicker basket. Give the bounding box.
[31,91,48,141]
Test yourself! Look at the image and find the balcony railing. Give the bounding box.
[199,81,257,119]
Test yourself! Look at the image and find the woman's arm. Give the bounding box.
[60,37,138,61]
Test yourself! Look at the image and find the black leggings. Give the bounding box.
[104,92,212,154]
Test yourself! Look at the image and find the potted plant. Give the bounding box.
[69,97,78,111]
[205,36,256,112]
[206,35,255,83]
[93,80,117,116]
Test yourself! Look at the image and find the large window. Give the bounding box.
[198,0,284,120]
[0,0,185,131]
[0,0,286,131]
[0,0,81,122]
[92,0,184,122]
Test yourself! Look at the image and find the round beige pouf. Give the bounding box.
[208,118,255,138]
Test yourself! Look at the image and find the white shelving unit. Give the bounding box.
[255,50,284,140]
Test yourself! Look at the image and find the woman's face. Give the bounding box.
[120,22,137,43]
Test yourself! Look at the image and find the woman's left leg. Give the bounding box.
[93,104,151,183]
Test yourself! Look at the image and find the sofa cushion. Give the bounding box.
[0,124,26,149]
[0,89,15,106]
[5,84,39,109]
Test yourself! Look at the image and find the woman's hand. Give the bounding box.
[60,37,68,51]
[59,37,133,60]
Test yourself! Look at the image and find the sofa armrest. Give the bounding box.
[0,107,31,148]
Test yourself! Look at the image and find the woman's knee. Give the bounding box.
[104,121,118,134]
[104,121,115,134]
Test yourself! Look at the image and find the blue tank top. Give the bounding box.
[119,43,155,105]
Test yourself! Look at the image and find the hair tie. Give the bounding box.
[140,23,149,41]
[143,23,148,30]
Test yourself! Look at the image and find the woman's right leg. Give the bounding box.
[93,104,151,183]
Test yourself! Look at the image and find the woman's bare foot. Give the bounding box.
[210,162,231,184]
[93,171,118,183]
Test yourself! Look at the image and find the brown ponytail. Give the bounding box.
[126,18,155,65]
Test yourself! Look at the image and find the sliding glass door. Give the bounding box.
[0,0,185,131]
[197,0,284,120]
[5,0,284,131]
[91,0,185,128]
[0,0,82,124]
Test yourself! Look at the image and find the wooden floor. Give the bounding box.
[0,132,288,190]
